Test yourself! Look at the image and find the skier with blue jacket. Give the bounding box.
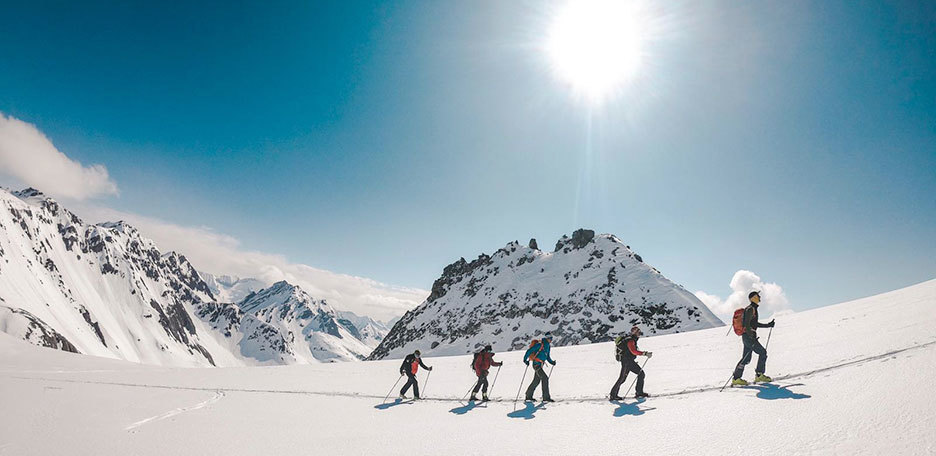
[523,332,556,402]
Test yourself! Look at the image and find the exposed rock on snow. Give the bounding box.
[0,187,389,366]
[369,229,722,359]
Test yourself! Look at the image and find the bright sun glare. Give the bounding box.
[547,0,644,102]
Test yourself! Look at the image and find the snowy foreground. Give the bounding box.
[2,280,935,455]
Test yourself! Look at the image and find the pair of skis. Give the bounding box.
[381,369,433,404]
[458,365,502,405]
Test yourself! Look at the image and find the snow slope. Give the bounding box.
[1,278,933,454]
[371,229,722,359]
[0,188,401,366]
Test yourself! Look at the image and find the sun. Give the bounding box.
[546,0,644,102]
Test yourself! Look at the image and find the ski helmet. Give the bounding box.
[749,291,761,299]
[484,345,493,352]
[414,350,421,357]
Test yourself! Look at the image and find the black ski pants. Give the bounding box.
[733,333,767,379]
[610,357,645,397]
[400,372,420,398]
[525,365,551,400]
[472,370,489,394]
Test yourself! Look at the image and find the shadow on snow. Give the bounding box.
[611,398,656,417]
[507,402,547,420]
[374,398,414,410]
[449,401,485,415]
[741,383,811,400]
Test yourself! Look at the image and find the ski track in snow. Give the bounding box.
[124,390,225,431]
[9,339,933,405]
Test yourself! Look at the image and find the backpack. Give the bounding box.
[732,308,746,335]
[528,339,544,362]
[614,336,625,361]
[470,351,482,371]
[400,355,412,374]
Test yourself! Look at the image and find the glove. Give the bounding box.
[768,320,776,328]
[524,360,530,366]
[428,366,433,371]
[549,360,556,366]
[645,351,653,358]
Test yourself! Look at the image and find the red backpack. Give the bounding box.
[732,308,746,335]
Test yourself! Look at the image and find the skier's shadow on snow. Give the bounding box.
[611,398,655,417]
[742,383,811,400]
[449,401,485,415]
[374,399,414,410]
[507,402,547,420]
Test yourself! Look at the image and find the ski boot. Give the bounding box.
[609,395,623,401]
[481,394,489,402]
[731,378,749,387]
[542,398,556,403]
[754,374,773,383]
[635,392,651,399]
[399,393,407,399]
[469,394,478,401]
[524,397,535,403]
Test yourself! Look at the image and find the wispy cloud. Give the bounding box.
[695,270,791,323]
[72,204,428,322]
[0,113,118,200]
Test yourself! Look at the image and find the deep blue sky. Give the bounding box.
[2,0,934,310]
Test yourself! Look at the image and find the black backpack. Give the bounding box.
[400,355,413,374]
[470,351,482,371]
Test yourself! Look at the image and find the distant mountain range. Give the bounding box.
[0,188,390,366]
[0,187,720,365]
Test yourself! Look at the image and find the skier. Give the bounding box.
[470,345,503,401]
[609,325,653,400]
[731,291,775,386]
[523,332,556,402]
[399,350,433,399]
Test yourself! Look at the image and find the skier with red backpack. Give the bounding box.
[731,291,775,386]
[609,325,652,400]
[399,350,433,399]
[523,332,556,402]
[470,345,503,401]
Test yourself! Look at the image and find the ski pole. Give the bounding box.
[461,382,476,402]
[720,352,747,392]
[383,374,403,404]
[513,364,529,410]
[421,369,432,398]
[488,365,502,397]
[725,324,733,336]
[623,357,649,399]
[764,327,773,350]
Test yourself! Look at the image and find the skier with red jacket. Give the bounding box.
[399,350,432,399]
[609,325,652,400]
[470,345,503,401]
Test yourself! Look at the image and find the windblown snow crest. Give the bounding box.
[0,188,389,366]
[368,229,722,360]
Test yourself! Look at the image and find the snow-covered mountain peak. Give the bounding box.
[370,228,722,359]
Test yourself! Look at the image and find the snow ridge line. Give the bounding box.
[125,390,225,431]
[8,340,934,403]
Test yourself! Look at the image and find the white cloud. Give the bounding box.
[695,270,791,324]
[71,204,428,322]
[0,113,119,200]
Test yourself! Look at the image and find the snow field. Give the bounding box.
[1,279,934,455]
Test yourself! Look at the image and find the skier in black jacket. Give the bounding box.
[732,291,775,386]
[610,325,652,400]
[399,350,432,399]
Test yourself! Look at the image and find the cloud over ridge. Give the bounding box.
[0,113,119,200]
[695,270,791,324]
